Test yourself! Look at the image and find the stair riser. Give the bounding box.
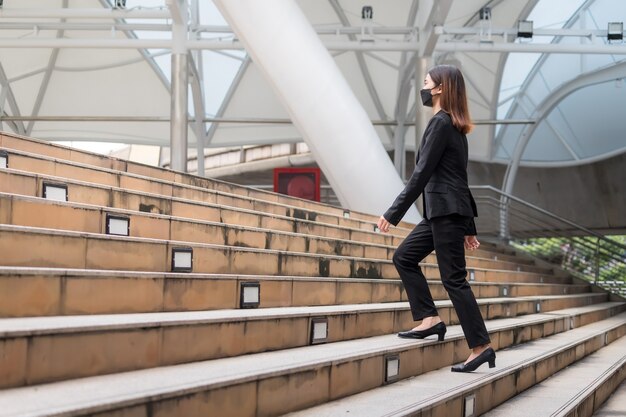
[36,308,625,417]
[419,326,626,417]
[0,229,569,284]
[0,169,402,246]
[0,294,610,389]
[0,195,551,274]
[1,151,402,237]
[0,273,590,317]
[1,134,414,228]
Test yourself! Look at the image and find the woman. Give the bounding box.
[377,65,495,373]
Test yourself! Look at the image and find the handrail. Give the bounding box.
[471,185,626,250]
[475,196,625,260]
[470,185,625,296]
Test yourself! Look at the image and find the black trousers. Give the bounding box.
[392,214,490,349]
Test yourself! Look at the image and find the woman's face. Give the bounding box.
[424,73,441,94]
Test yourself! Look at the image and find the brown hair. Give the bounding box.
[428,65,474,134]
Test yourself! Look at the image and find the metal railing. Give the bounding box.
[470,185,626,297]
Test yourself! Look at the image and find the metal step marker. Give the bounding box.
[465,394,476,417]
[240,281,260,308]
[171,247,193,273]
[105,214,130,236]
[310,317,328,345]
[0,150,8,169]
[42,182,68,202]
[384,354,400,384]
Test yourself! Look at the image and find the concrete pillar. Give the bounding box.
[393,122,407,178]
[413,57,432,215]
[190,0,206,177]
[414,57,432,152]
[170,53,188,173]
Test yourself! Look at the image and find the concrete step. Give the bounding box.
[285,310,626,417]
[0,224,571,284]
[483,336,626,417]
[0,304,622,417]
[0,133,416,229]
[0,167,410,246]
[0,146,413,237]
[0,267,592,317]
[0,192,552,274]
[0,293,609,389]
[593,379,626,417]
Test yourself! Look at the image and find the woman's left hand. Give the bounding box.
[464,235,480,251]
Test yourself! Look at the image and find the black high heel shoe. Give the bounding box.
[451,347,496,373]
[398,322,447,341]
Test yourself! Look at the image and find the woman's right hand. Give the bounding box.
[377,216,391,233]
[464,235,480,251]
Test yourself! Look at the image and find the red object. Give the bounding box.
[273,168,321,202]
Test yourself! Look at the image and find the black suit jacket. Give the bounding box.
[383,110,478,235]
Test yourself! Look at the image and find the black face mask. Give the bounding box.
[420,88,436,107]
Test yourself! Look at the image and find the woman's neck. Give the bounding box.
[432,101,442,115]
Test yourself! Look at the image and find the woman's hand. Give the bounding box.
[464,235,480,251]
[377,216,391,233]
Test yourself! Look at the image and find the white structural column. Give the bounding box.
[414,57,432,151]
[170,54,188,172]
[189,0,206,177]
[413,56,432,215]
[212,0,419,222]
[168,0,189,173]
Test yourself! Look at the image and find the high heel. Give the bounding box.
[398,322,447,341]
[451,347,496,373]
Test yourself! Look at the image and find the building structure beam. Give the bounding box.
[2,38,626,54]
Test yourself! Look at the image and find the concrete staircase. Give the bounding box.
[0,131,624,417]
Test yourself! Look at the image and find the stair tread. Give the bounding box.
[0,306,622,416]
[482,336,626,416]
[285,315,626,417]
[0,294,608,337]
